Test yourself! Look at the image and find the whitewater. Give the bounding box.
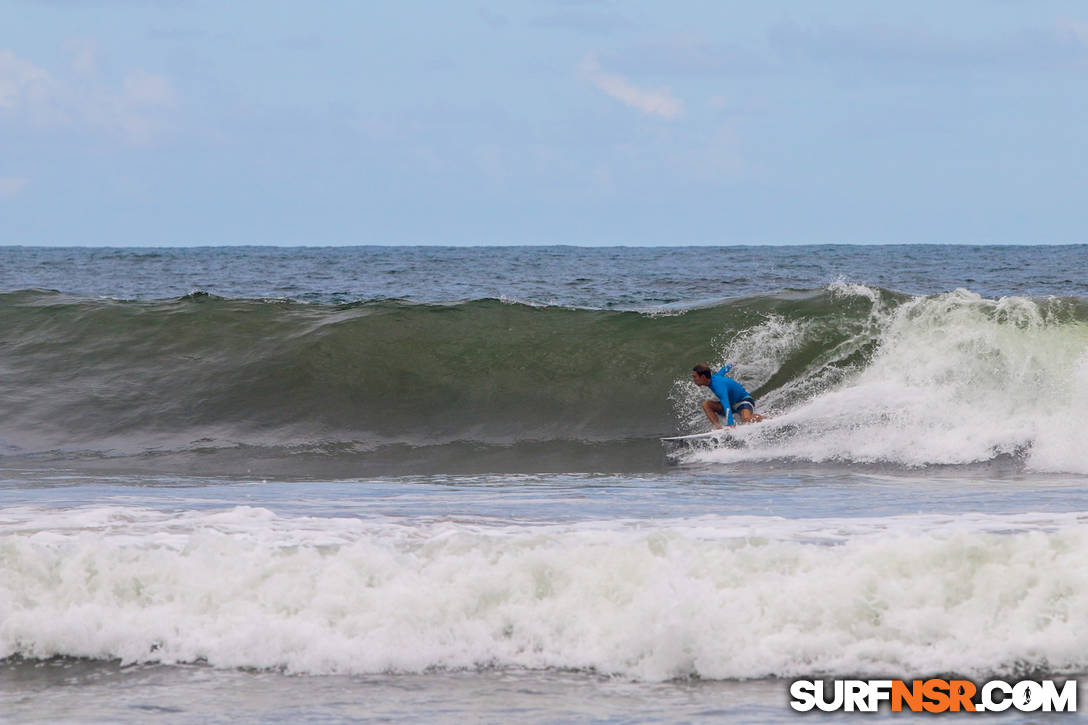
[3,245,1088,723]
[7,505,1088,680]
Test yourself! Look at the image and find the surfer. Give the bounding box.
[691,364,763,429]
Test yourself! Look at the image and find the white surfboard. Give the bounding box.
[660,429,734,444]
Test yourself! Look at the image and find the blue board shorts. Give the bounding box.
[732,397,755,414]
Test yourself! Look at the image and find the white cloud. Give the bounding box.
[0,50,60,122]
[580,55,683,120]
[0,177,28,198]
[0,46,179,145]
[124,69,178,108]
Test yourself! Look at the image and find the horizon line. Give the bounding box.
[2,240,1084,249]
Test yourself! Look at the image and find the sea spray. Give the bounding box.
[690,288,1088,472]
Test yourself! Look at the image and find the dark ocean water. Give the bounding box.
[4,244,1087,304]
[2,245,1088,723]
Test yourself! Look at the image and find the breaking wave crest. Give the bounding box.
[680,286,1088,474]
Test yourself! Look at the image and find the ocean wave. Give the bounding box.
[1,286,1086,473]
[3,506,1087,680]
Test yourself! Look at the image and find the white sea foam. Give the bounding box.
[4,506,1088,680]
[692,287,1088,473]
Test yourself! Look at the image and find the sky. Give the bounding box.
[1,0,1086,245]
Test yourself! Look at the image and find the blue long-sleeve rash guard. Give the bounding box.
[708,368,752,426]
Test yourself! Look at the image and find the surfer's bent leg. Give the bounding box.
[701,399,726,428]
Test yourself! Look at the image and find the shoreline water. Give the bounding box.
[9,658,1080,725]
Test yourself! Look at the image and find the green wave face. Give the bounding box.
[2,287,1085,474]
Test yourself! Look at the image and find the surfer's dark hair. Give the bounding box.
[692,364,712,379]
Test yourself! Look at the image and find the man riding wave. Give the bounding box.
[691,364,763,429]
